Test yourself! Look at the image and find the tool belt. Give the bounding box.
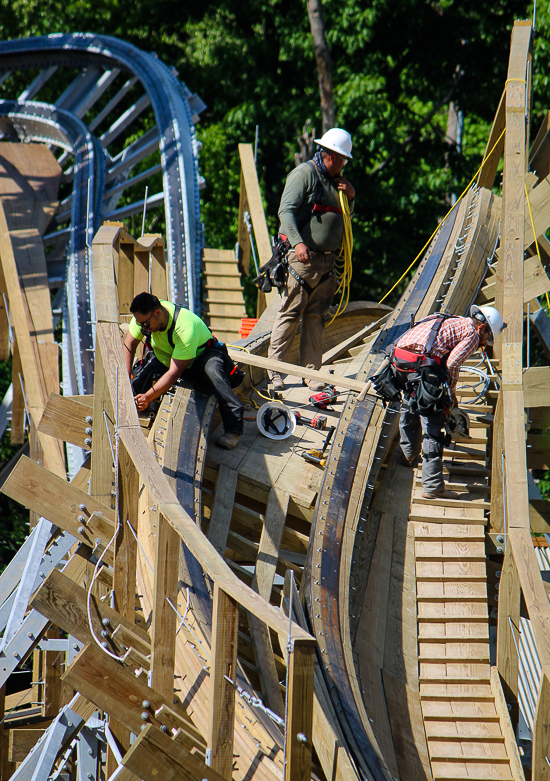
[253,236,334,296]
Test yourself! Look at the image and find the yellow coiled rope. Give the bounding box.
[326,189,353,326]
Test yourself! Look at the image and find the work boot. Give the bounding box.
[421,488,459,500]
[217,432,241,450]
[270,372,284,391]
[304,377,326,392]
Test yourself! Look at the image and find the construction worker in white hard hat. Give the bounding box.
[268,128,355,392]
[395,305,505,499]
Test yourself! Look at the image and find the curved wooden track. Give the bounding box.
[1,18,550,781]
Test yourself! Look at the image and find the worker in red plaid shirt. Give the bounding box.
[396,305,505,499]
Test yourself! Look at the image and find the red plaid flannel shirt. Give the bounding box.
[395,316,480,390]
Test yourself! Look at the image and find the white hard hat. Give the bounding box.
[314,128,353,159]
[256,401,297,440]
[470,305,506,346]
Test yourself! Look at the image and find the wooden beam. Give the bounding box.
[150,512,179,700]
[533,671,550,781]
[249,488,289,718]
[227,347,368,393]
[208,585,238,780]
[91,344,115,508]
[121,723,225,781]
[285,639,315,781]
[1,455,116,551]
[30,569,151,658]
[496,545,520,728]
[38,393,93,449]
[207,465,239,556]
[490,666,526,781]
[322,312,391,365]
[114,440,139,621]
[62,643,204,747]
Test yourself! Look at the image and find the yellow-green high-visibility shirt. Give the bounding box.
[129,301,213,368]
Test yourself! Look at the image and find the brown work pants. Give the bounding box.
[268,250,338,370]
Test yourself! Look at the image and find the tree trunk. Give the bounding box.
[307,0,335,133]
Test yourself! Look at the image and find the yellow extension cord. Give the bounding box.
[326,189,353,326]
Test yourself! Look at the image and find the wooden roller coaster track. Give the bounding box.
[0,17,550,781]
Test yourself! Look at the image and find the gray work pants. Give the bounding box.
[268,250,339,370]
[399,394,445,494]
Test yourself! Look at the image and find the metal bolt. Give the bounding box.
[102,617,111,627]
[142,699,151,709]
[78,527,86,534]
[78,516,86,523]
[101,629,110,639]
[141,711,149,721]
[73,644,80,651]
[79,503,87,511]
[160,724,170,733]
[27,632,34,639]
[496,570,501,579]
[297,733,307,743]
[496,535,504,543]
[84,438,92,446]
[85,416,92,423]
[85,427,92,435]
[497,547,503,554]
[94,538,101,546]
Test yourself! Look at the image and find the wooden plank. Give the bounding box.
[249,487,289,718]
[114,441,139,621]
[496,546,520,716]
[1,455,116,550]
[150,512,179,700]
[322,312,391,365]
[523,365,550,407]
[207,464,238,555]
[8,727,46,762]
[285,639,315,781]
[208,585,238,780]
[382,670,433,780]
[238,144,271,268]
[38,392,93,449]
[227,347,368,392]
[29,569,151,658]
[90,344,115,508]
[63,643,204,746]
[121,723,225,781]
[533,671,550,781]
[490,666,525,781]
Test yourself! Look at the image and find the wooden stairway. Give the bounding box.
[201,247,247,343]
[410,394,522,780]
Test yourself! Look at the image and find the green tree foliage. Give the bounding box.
[0,0,538,305]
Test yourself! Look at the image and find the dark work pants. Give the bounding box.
[399,393,445,494]
[132,347,244,435]
[182,346,244,435]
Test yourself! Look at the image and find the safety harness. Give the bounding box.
[371,313,457,414]
[253,161,338,294]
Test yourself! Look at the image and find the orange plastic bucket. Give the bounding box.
[239,318,258,339]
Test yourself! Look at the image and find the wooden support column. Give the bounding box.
[42,625,62,719]
[150,511,179,701]
[285,638,315,781]
[134,246,150,297]
[238,143,274,315]
[496,544,520,729]
[117,240,135,315]
[207,585,238,780]
[533,672,550,781]
[107,439,139,776]
[147,238,167,300]
[11,339,25,445]
[90,345,115,508]
[248,487,289,718]
[489,395,505,533]
[113,440,139,621]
